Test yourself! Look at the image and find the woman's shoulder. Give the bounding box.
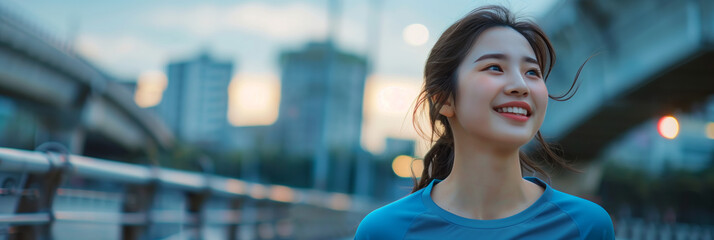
[547,188,615,239]
[354,190,427,240]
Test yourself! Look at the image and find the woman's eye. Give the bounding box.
[485,65,502,72]
[526,69,541,77]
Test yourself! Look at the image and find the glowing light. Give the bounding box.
[269,185,295,203]
[706,122,714,139]
[228,73,281,126]
[225,179,246,194]
[361,75,423,155]
[402,24,429,46]
[392,155,423,178]
[134,70,168,108]
[657,116,679,139]
[328,193,351,211]
[249,184,267,199]
[377,86,412,113]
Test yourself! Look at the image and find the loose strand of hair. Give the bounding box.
[535,131,583,174]
[549,53,598,101]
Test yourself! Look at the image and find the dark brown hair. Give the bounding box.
[412,5,586,192]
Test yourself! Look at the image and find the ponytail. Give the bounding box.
[412,119,455,192]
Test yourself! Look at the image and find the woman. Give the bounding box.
[355,5,615,240]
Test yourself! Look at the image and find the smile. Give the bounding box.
[495,107,529,116]
[492,101,532,122]
[494,109,530,122]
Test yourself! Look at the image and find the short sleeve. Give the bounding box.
[574,201,615,240]
[354,187,428,239]
[354,208,408,240]
[354,212,378,240]
[550,192,616,240]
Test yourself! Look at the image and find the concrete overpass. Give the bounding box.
[540,0,714,159]
[0,4,173,157]
[537,0,714,194]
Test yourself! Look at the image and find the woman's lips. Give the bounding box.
[496,111,530,122]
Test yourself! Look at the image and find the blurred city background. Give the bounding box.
[0,0,713,239]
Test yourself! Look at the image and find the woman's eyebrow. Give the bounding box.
[474,53,506,63]
[524,56,539,65]
[474,53,539,65]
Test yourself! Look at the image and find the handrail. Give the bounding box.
[0,146,371,239]
[0,147,371,212]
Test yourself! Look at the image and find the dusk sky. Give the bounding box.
[6,0,557,79]
[5,0,559,154]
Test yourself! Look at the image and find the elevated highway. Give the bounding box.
[541,0,714,159]
[538,0,714,194]
[0,4,173,157]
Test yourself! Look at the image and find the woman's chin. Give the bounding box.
[491,133,533,149]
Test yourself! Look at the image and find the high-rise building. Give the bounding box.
[382,138,416,159]
[276,42,367,157]
[155,52,233,145]
[276,42,367,190]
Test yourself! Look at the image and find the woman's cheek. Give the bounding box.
[530,81,548,114]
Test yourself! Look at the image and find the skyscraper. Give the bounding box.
[277,42,367,156]
[276,42,367,190]
[156,52,233,145]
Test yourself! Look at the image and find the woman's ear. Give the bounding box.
[438,96,455,117]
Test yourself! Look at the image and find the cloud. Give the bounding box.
[150,2,333,43]
[75,34,165,78]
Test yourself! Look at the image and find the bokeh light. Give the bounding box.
[269,185,295,203]
[228,73,281,126]
[361,75,425,155]
[377,86,412,113]
[249,184,267,199]
[402,23,429,46]
[392,155,423,178]
[657,116,679,139]
[705,122,714,139]
[134,70,167,108]
[328,193,351,211]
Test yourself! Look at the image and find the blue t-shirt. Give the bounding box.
[355,177,614,239]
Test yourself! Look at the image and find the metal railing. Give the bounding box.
[0,146,371,239]
[614,218,714,240]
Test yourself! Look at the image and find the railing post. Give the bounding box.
[186,190,209,239]
[120,182,156,240]
[226,197,245,240]
[0,164,29,238]
[186,155,213,239]
[14,142,70,239]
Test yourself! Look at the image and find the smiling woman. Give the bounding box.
[355,5,615,240]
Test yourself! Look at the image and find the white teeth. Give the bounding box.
[496,107,528,116]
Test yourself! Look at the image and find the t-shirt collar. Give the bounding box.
[421,176,553,229]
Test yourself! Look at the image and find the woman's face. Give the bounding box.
[448,26,548,147]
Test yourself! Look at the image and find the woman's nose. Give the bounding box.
[504,74,529,97]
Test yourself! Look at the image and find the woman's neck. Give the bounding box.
[431,135,543,220]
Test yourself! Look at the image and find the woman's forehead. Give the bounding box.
[467,27,537,62]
